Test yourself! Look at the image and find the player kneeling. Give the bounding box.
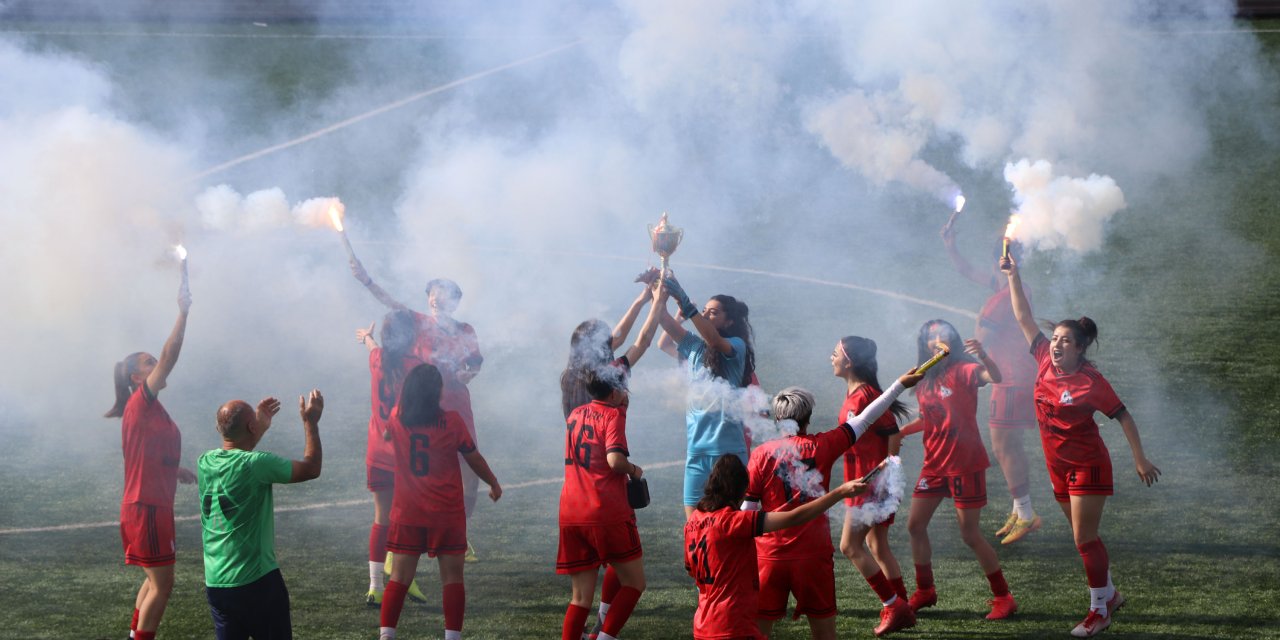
[686,455,868,640]
[558,369,645,640]
[379,364,502,640]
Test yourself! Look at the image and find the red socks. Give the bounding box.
[562,604,590,640]
[986,569,1010,597]
[1077,538,1110,588]
[381,580,409,629]
[601,585,642,636]
[443,583,465,632]
[601,565,621,604]
[130,608,140,636]
[370,524,389,562]
[134,632,155,640]
[866,570,896,602]
[890,576,908,601]
[915,563,935,589]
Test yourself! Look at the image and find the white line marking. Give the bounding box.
[190,39,582,180]
[0,460,685,536]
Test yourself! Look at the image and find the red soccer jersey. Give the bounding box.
[412,313,482,433]
[388,408,477,526]
[366,349,424,471]
[121,384,181,508]
[977,285,1038,390]
[841,385,899,481]
[1031,333,1125,466]
[745,424,855,560]
[559,400,632,526]
[684,507,766,640]
[915,361,991,475]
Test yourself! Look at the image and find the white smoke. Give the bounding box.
[844,455,905,528]
[195,185,343,231]
[1003,158,1127,253]
[805,88,961,205]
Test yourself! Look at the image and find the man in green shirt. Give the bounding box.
[198,390,324,640]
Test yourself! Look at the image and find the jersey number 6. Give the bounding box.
[410,434,431,477]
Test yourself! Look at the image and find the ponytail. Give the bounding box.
[105,352,145,418]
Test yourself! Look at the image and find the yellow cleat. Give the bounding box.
[1000,515,1042,544]
[465,542,479,563]
[384,551,429,602]
[994,512,1018,537]
[366,589,383,607]
[405,579,428,603]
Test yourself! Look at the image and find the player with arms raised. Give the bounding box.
[105,267,195,640]
[1002,254,1160,637]
[558,369,646,640]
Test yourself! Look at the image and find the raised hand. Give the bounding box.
[299,389,324,424]
[351,258,371,285]
[999,254,1017,276]
[257,397,282,431]
[356,322,375,344]
[662,276,698,319]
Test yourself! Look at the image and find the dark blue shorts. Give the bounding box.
[206,568,292,639]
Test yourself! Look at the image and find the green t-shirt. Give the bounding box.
[197,448,293,588]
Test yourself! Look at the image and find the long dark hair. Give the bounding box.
[560,319,614,419]
[695,454,749,513]
[380,310,418,386]
[839,336,909,421]
[915,319,976,390]
[399,364,443,426]
[703,294,755,387]
[104,352,146,418]
[1046,316,1099,363]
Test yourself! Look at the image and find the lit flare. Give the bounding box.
[328,203,344,232]
[1002,215,1022,259]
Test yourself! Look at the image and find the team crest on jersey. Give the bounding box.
[916,478,930,491]
[939,385,952,398]
[1060,390,1074,405]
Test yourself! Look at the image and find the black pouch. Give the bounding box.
[627,476,650,509]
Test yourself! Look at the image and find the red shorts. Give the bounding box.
[913,470,988,509]
[386,516,467,557]
[120,503,175,567]
[1046,457,1113,502]
[989,385,1036,429]
[757,555,836,620]
[366,465,394,492]
[556,518,642,575]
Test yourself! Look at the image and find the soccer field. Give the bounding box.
[2,6,1280,640]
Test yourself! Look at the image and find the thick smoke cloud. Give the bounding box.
[0,0,1274,482]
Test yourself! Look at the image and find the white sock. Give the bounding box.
[444,630,461,640]
[1089,587,1109,614]
[1107,570,1115,593]
[1012,494,1034,520]
[882,594,898,607]
[598,600,612,621]
[370,562,385,591]
[379,627,396,640]
[598,633,619,640]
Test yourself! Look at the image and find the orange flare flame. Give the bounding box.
[328,204,344,232]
